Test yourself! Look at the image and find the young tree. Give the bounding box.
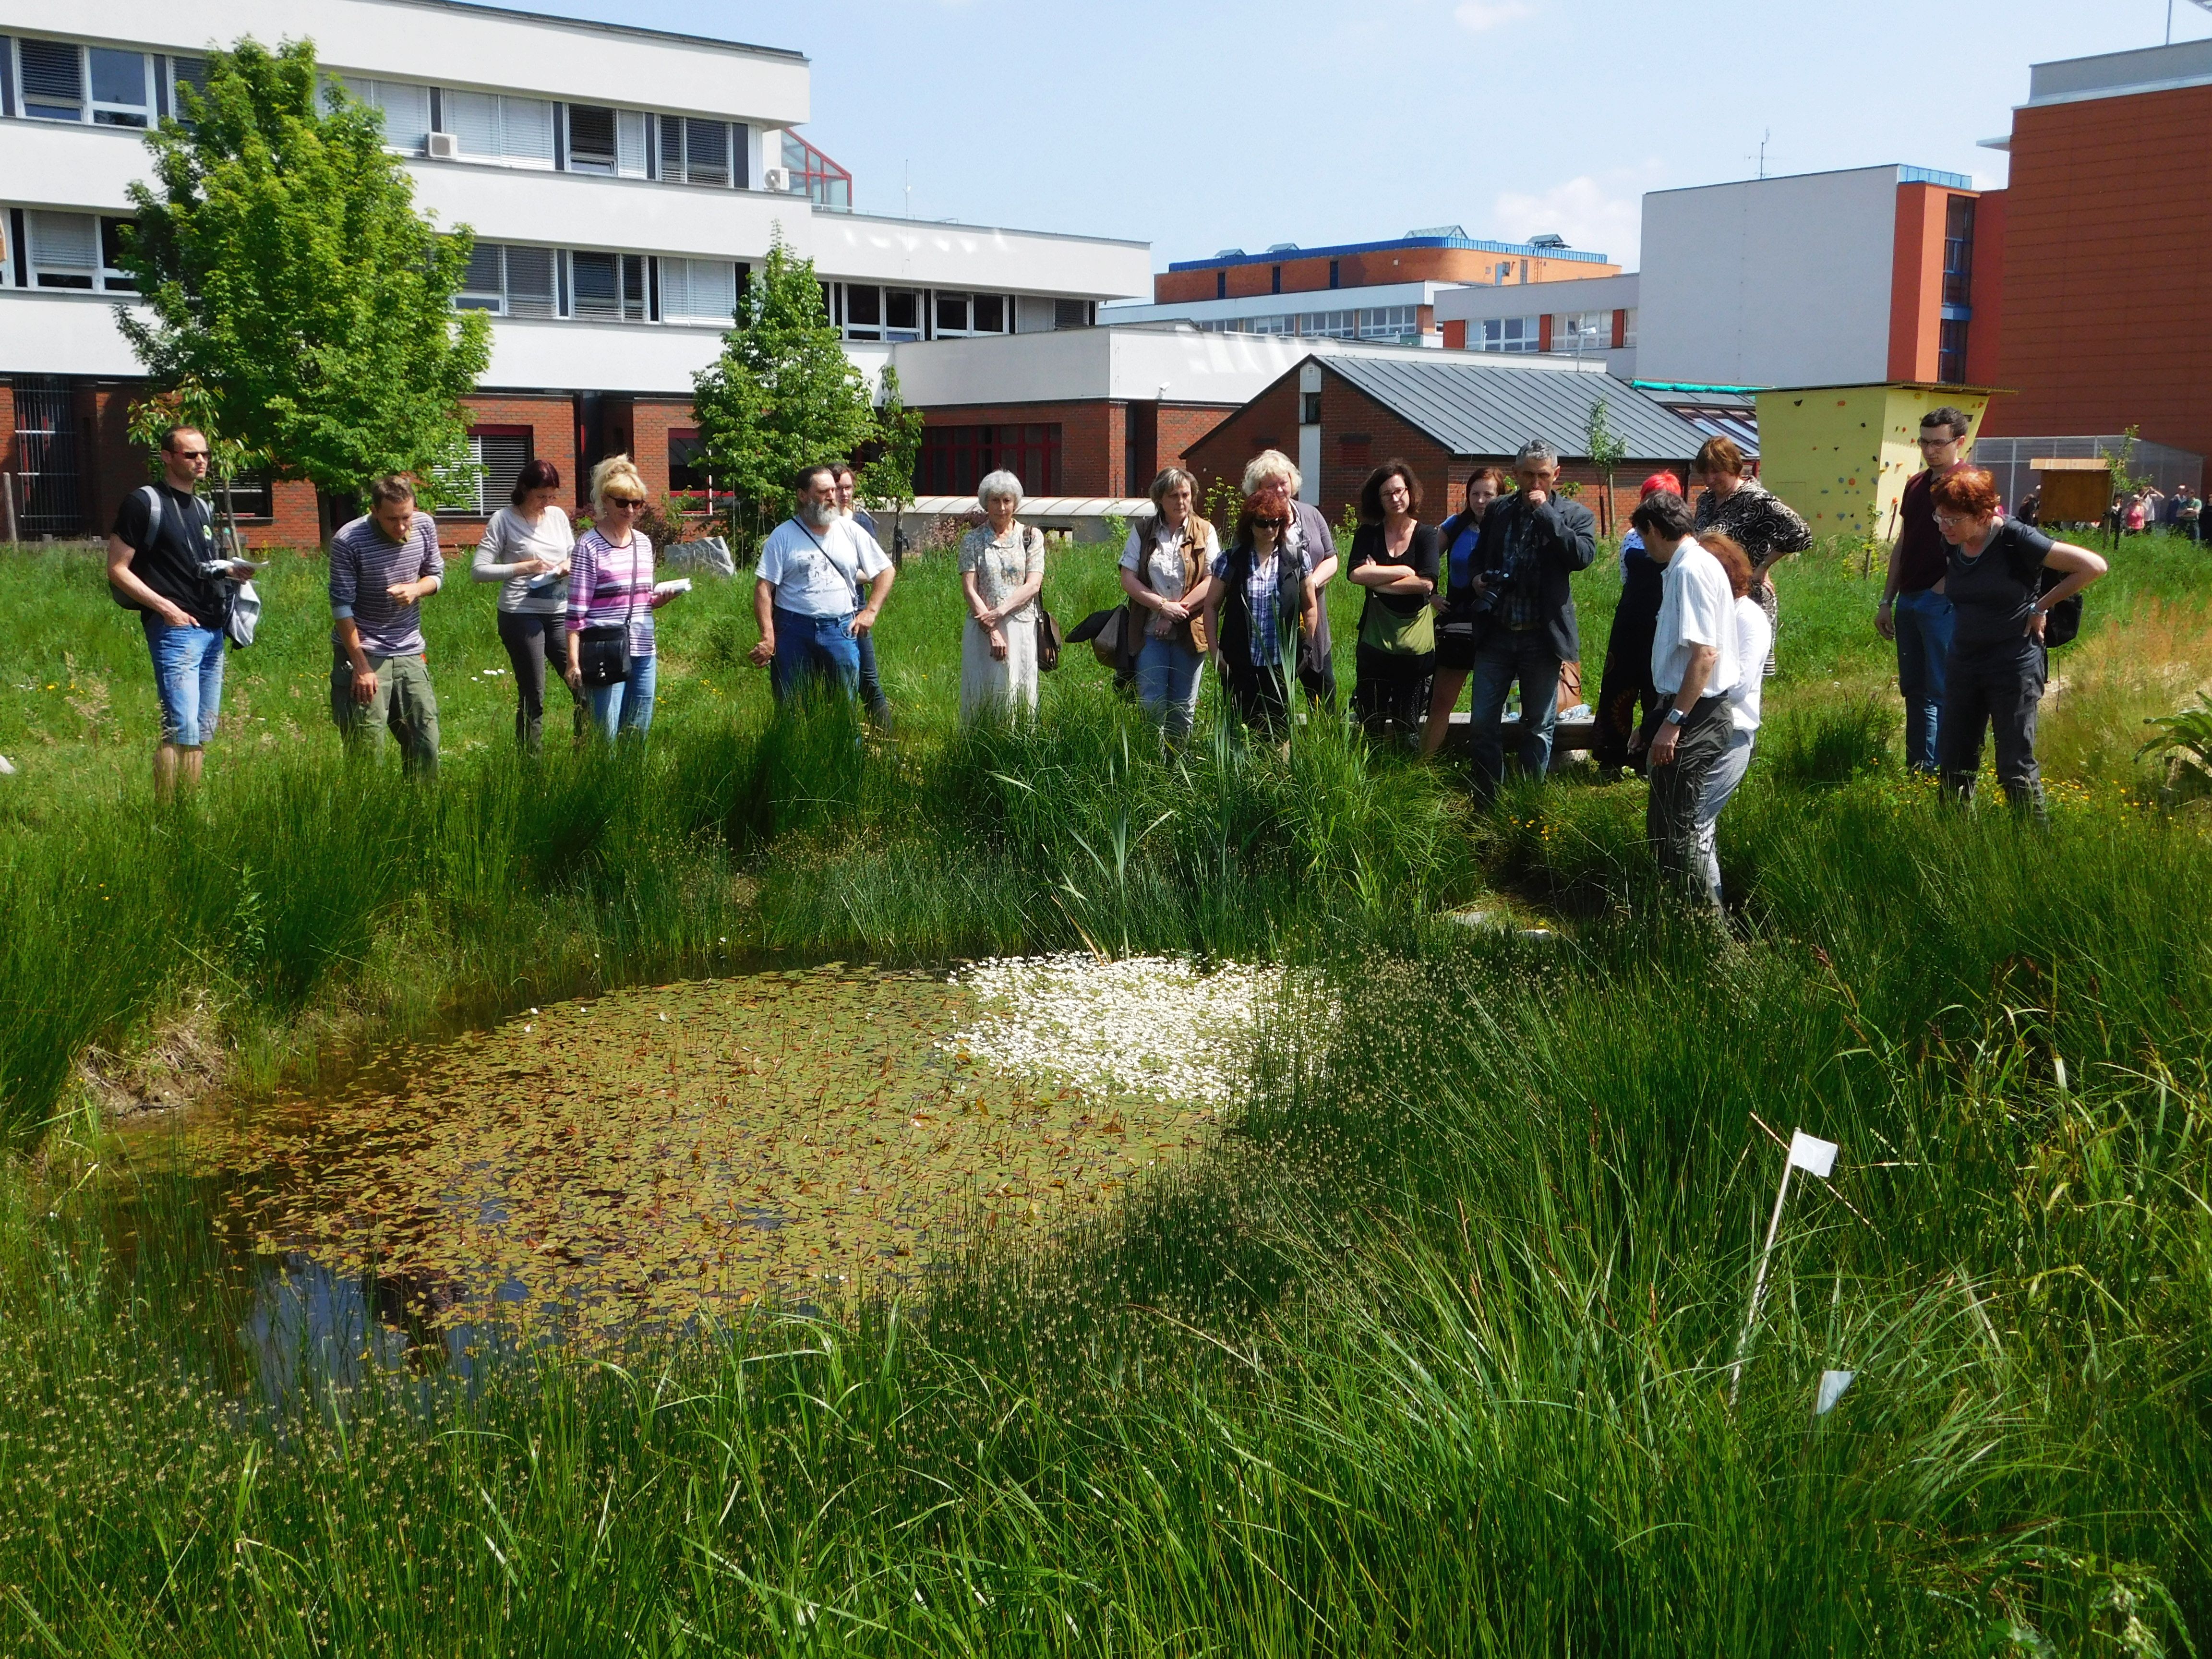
[691,233,877,528]
[857,364,925,563]
[1583,395,1628,538]
[117,38,490,533]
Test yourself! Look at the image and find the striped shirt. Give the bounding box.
[329,512,443,657]
[566,528,657,658]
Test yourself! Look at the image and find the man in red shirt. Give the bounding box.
[1875,407,1971,774]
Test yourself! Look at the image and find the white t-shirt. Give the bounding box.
[755,515,891,618]
[1650,537,1740,700]
[1727,595,1771,732]
[1119,522,1190,600]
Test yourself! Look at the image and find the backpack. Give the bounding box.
[113,485,252,648]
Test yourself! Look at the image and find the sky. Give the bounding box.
[520,0,2209,275]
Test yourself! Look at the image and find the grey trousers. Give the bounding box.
[1940,642,2046,817]
[1642,696,1733,908]
[1695,727,1757,907]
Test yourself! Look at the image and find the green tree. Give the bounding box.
[126,379,255,555]
[691,233,877,525]
[116,38,490,531]
[1583,395,1628,538]
[858,364,926,561]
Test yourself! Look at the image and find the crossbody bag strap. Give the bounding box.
[793,516,863,604]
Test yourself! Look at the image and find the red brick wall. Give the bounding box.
[1983,83,2212,461]
[915,399,1129,497]
[625,398,692,504]
[1155,404,1238,474]
[1154,248,1621,305]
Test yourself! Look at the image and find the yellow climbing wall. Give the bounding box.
[1754,384,1993,540]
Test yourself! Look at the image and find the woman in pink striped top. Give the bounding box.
[563,456,682,739]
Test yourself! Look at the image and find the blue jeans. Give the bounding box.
[1135,634,1205,741]
[143,616,225,746]
[770,607,860,703]
[1466,630,1562,798]
[1893,588,1954,773]
[586,653,657,740]
[855,627,889,718]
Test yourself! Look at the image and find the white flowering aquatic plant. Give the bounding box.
[946,953,1285,1106]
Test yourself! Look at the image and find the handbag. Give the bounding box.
[577,533,640,688]
[1037,604,1064,673]
[1358,597,1436,657]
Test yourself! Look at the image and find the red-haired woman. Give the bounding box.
[1592,470,1684,776]
[1929,467,2106,816]
[1346,459,1441,743]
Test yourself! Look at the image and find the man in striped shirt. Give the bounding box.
[329,474,444,772]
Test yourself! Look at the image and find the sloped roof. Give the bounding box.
[1323,355,1717,461]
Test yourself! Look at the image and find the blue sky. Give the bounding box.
[521,0,2207,273]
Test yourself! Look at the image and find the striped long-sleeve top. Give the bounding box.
[565,528,657,658]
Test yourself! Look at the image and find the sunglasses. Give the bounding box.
[174,450,210,462]
[605,496,646,510]
[1249,517,1286,531]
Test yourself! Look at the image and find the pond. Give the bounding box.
[122,956,1277,1366]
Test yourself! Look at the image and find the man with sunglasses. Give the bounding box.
[108,425,248,801]
[1875,406,1971,775]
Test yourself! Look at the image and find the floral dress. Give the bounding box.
[958,521,1046,721]
[1694,481,1809,677]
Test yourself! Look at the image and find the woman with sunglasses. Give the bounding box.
[564,456,682,740]
[1203,492,1320,738]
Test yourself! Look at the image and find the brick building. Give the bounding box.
[1183,352,1714,533]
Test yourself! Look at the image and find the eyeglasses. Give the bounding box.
[605,496,646,510]
[173,450,210,462]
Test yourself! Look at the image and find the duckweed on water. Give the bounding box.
[143,965,1225,1333]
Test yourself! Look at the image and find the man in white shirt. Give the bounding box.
[1628,491,1740,910]
[751,463,895,704]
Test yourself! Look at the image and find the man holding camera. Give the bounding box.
[1462,439,1598,802]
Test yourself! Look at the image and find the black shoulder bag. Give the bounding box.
[577,535,639,688]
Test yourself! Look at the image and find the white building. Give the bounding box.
[1430,271,1642,379]
[0,0,1150,537]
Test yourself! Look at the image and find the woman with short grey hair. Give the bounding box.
[958,470,1046,721]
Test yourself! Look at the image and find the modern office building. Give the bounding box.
[0,0,1150,542]
[1972,39,2212,474]
[1099,228,1619,349]
[1431,272,1641,376]
[1634,164,1996,393]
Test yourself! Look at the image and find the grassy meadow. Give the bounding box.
[3,519,2212,1653]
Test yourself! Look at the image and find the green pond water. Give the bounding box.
[131,964,1224,1343]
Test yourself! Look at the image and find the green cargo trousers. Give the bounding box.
[330,649,440,773]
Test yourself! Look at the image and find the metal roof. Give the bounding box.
[1321,356,1718,461]
[1167,233,1612,274]
[908,495,1152,518]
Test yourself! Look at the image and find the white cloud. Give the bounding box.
[1492,167,1658,268]
[1454,0,1534,32]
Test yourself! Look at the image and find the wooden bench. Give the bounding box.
[1443,710,1599,770]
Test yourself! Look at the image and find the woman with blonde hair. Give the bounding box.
[564,455,683,740]
[958,470,1046,722]
[1119,466,1217,742]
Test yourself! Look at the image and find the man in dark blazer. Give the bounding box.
[1464,438,1598,801]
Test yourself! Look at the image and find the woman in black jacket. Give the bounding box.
[1204,497,1320,738]
[1419,467,1506,758]
[1347,460,1442,745]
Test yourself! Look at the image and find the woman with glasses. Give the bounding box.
[1692,436,1809,679]
[564,456,681,740]
[471,457,574,753]
[1203,490,1320,738]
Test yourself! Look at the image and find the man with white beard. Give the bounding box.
[750,463,895,704]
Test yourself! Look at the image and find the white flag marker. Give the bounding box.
[1815,1370,1855,1415]
[1787,1130,1839,1179]
[1730,1126,1842,1405]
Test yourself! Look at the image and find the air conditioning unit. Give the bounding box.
[426,131,460,160]
[762,166,789,192]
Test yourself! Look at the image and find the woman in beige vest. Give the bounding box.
[1118,467,1218,744]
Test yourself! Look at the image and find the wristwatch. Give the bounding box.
[1665,708,1688,727]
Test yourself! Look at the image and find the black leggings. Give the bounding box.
[1224,658,1291,736]
[1352,646,1434,740]
[496,611,584,752]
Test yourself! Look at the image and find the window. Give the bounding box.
[668,428,722,496]
[215,471,272,519]
[439,429,534,517]
[88,48,151,126]
[920,423,1062,497]
[780,131,848,210]
[337,76,432,153]
[1215,271,1226,300]
[567,103,616,173]
[1943,195,1976,309]
[659,116,733,186]
[935,291,969,334]
[169,56,208,107]
[1358,305,1419,343]
[659,257,737,325]
[452,242,557,317]
[24,211,136,292]
[1619,307,1638,348]
[1938,319,1969,386]
[1479,316,1539,354]
[1328,259,1340,290]
[570,251,647,321]
[1053,298,1093,330]
[19,38,86,120]
[1270,264,1282,295]
[842,282,882,341]
[972,294,1005,334]
[885,288,921,341]
[1300,392,1322,425]
[1297,310,1358,339]
[1552,310,1609,354]
[443,90,555,166]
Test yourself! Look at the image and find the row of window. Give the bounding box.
[2,35,768,194]
[454,241,745,325]
[1468,308,1638,354]
[1198,307,1426,344]
[0,208,138,291]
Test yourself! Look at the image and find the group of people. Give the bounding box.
[106,413,2116,899]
